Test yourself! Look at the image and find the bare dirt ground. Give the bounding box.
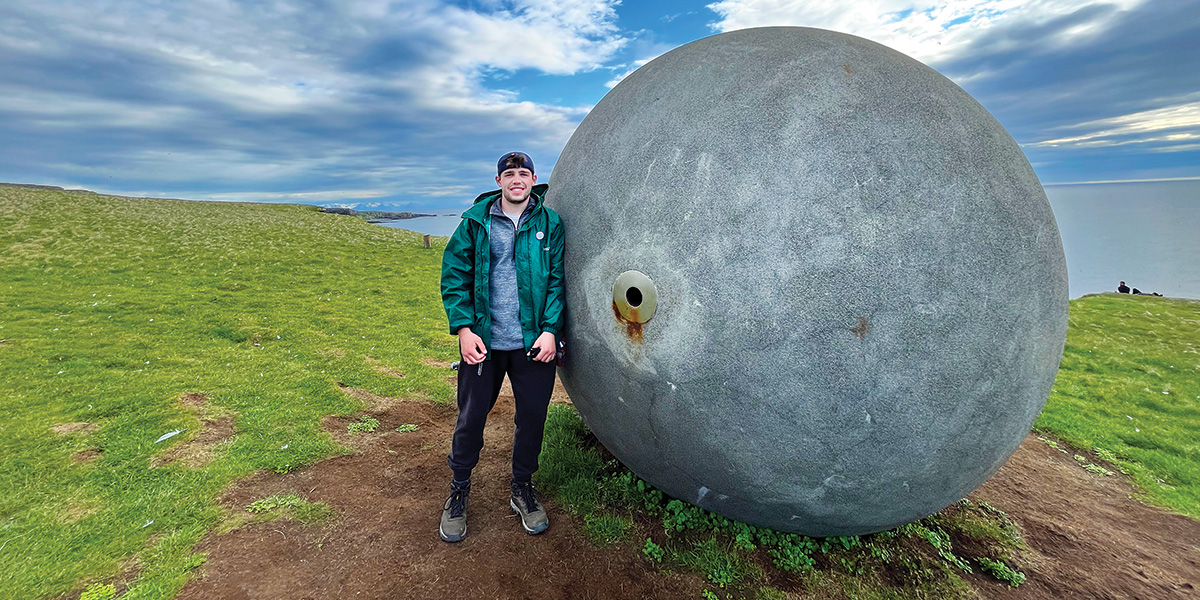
[178,378,706,600]
[178,380,1200,600]
[966,434,1199,599]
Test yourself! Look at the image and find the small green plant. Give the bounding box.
[395,423,419,433]
[679,538,743,588]
[643,537,665,562]
[1093,446,1120,464]
[977,557,1026,586]
[292,501,334,523]
[80,583,117,600]
[940,498,1027,562]
[246,493,333,523]
[754,587,788,600]
[1084,463,1114,476]
[663,498,709,532]
[766,535,816,573]
[247,493,307,513]
[835,554,865,575]
[583,513,633,546]
[700,590,719,600]
[908,523,972,573]
[346,415,380,433]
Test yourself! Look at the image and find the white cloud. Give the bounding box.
[198,189,394,203]
[386,0,626,148]
[1030,98,1200,149]
[606,57,656,88]
[1045,175,1200,185]
[396,64,592,150]
[0,86,195,128]
[442,0,625,74]
[0,0,626,201]
[705,0,1147,65]
[1147,143,1200,154]
[15,0,623,115]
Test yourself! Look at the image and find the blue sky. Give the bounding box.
[1,0,1197,211]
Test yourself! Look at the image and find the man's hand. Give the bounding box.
[458,328,487,365]
[531,331,556,363]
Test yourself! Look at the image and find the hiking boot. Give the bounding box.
[510,480,549,535]
[439,480,470,542]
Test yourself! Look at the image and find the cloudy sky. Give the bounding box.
[2,0,1197,211]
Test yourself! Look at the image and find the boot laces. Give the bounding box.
[445,483,469,518]
[514,481,540,513]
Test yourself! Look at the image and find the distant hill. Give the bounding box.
[0,182,96,193]
[0,182,214,204]
[0,183,433,218]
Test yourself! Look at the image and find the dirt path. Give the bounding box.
[177,378,705,600]
[179,382,1200,599]
[967,433,1200,599]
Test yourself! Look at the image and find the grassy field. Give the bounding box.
[0,187,457,598]
[1036,293,1200,518]
[2,186,1197,599]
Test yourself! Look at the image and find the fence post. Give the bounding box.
[423,234,431,249]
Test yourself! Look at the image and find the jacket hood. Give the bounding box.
[462,183,549,223]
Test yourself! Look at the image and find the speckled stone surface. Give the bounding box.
[545,27,1068,536]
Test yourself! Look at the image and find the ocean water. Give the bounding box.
[1045,180,1200,300]
[383,180,1200,300]
[378,214,463,237]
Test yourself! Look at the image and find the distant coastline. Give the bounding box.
[319,206,436,223]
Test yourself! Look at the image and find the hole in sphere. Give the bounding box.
[626,287,643,308]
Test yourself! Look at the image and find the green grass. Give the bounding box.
[245,493,333,524]
[1036,294,1200,518]
[0,187,455,598]
[582,513,634,546]
[81,582,117,600]
[346,415,381,433]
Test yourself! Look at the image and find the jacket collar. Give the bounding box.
[462,183,549,224]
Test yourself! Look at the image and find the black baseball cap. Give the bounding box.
[497,152,534,175]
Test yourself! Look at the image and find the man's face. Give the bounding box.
[496,168,536,204]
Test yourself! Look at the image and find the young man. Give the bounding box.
[438,151,565,542]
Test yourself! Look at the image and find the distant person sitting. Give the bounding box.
[1118,281,1130,294]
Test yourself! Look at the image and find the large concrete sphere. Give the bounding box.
[545,27,1067,536]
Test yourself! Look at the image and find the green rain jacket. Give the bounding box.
[440,183,565,355]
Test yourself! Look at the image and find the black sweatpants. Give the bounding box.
[447,348,556,483]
